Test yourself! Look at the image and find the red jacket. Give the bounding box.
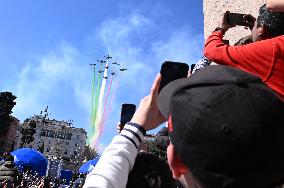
[204,31,284,101]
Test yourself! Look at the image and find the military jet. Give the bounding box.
[111,72,116,75]
[105,65,109,69]
[120,68,127,71]
[98,70,104,73]
[112,62,120,65]
[100,60,106,64]
[104,54,112,59]
[103,76,108,79]
[90,63,96,66]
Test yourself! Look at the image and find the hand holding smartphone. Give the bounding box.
[226,12,246,26]
[159,61,189,92]
[226,12,255,29]
[120,103,136,126]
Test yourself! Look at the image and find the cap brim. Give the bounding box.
[158,77,190,119]
[157,65,262,119]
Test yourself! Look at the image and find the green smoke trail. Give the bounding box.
[88,67,96,144]
[89,63,102,142]
[91,67,96,120]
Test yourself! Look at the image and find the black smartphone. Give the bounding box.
[120,103,136,126]
[159,61,189,92]
[226,13,246,26]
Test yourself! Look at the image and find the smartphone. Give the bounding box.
[120,103,136,126]
[226,13,246,26]
[159,61,189,92]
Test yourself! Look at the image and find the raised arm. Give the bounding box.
[266,0,284,12]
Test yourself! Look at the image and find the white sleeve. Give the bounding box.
[83,123,145,188]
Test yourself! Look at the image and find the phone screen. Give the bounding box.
[159,61,189,92]
[120,104,136,125]
[226,13,246,26]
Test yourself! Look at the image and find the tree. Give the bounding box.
[82,145,100,161]
[0,92,16,135]
[71,145,99,165]
[20,120,37,147]
[38,142,44,153]
[145,139,167,159]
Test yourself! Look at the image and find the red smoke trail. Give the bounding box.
[104,77,120,122]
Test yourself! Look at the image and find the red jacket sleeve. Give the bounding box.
[204,31,274,80]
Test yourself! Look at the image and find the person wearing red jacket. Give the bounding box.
[204,4,284,100]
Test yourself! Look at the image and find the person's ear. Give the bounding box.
[258,24,270,39]
[167,144,188,179]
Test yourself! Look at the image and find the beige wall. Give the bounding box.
[203,0,265,44]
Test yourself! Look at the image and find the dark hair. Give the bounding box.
[257,4,284,37]
[126,153,175,188]
[43,177,51,188]
[234,35,253,46]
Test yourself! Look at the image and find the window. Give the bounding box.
[66,133,72,140]
[48,130,55,138]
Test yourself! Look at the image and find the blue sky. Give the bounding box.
[0,0,204,151]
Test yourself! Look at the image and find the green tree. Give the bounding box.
[145,139,167,159]
[82,145,100,161]
[38,142,44,153]
[20,120,37,147]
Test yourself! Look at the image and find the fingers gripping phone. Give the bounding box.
[120,103,136,126]
[159,61,189,92]
[226,13,246,26]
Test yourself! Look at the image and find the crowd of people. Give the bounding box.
[0,1,284,188]
[0,152,87,188]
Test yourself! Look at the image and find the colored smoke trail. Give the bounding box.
[89,63,103,144]
[91,67,96,117]
[105,77,120,123]
[89,67,96,143]
[92,62,109,146]
[99,75,114,133]
[93,63,103,122]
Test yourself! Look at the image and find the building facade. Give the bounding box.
[15,115,87,160]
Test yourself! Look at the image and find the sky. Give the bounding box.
[0,0,204,152]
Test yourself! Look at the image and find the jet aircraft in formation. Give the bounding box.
[120,68,127,71]
[104,54,112,59]
[112,62,120,65]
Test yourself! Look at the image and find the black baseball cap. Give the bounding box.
[158,65,284,188]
